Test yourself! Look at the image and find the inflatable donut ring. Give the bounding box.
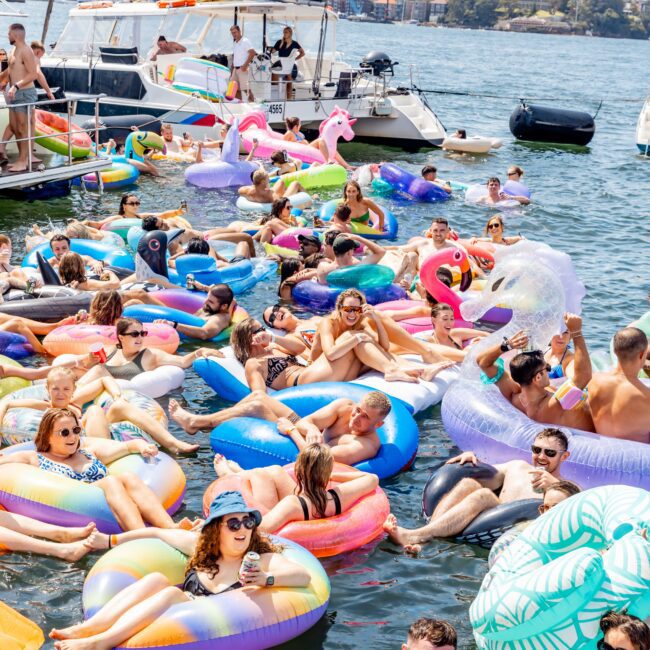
[82,537,330,647]
[0,354,30,398]
[203,463,389,557]
[0,443,186,532]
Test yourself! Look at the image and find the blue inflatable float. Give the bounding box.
[379,163,450,203]
[209,382,419,479]
[0,331,34,360]
[318,199,398,240]
[22,239,134,272]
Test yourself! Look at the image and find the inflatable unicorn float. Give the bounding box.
[440,240,650,490]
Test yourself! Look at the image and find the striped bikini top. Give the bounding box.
[37,448,108,484]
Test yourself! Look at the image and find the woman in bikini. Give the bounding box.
[0,408,195,532]
[544,329,575,380]
[471,215,522,247]
[342,180,385,233]
[58,252,121,291]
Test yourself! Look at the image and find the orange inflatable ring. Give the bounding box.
[42,323,179,357]
[157,0,195,7]
[203,463,389,558]
[34,110,92,158]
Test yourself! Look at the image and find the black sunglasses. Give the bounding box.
[531,445,564,458]
[252,326,265,335]
[488,222,501,230]
[120,330,148,338]
[597,641,627,650]
[125,200,141,206]
[57,426,82,438]
[268,305,283,327]
[223,516,256,532]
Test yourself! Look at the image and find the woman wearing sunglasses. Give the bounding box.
[598,611,650,650]
[544,329,575,381]
[0,408,193,532]
[471,215,522,247]
[82,317,223,385]
[50,490,310,648]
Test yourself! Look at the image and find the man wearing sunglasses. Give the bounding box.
[476,312,595,432]
[384,428,570,551]
[588,327,650,443]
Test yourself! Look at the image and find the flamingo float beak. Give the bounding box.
[459,257,472,292]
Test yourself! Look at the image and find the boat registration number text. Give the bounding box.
[266,103,285,117]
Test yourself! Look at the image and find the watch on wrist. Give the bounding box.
[265,574,275,586]
[500,337,511,353]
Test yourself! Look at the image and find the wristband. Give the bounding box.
[172,321,178,329]
[480,357,505,385]
[500,337,511,353]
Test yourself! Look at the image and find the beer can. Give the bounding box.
[186,273,195,290]
[239,551,260,583]
[25,278,36,295]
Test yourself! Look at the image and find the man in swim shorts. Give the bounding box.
[477,313,595,432]
[169,390,391,466]
[588,327,650,443]
[155,283,237,341]
[384,428,570,552]
[316,233,385,284]
[403,618,457,650]
[1,24,38,172]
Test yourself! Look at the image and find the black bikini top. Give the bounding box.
[297,489,342,521]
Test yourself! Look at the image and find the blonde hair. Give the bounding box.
[230,318,259,365]
[334,288,365,311]
[46,367,77,389]
[65,221,92,239]
[252,169,268,186]
[362,391,391,418]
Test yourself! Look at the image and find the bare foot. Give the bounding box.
[169,439,200,455]
[7,164,28,173]
[57,537,95,562]
[50,620,101,641]
[383,514,421,550]
[420,361,456,382]
[227,460,243,472]
[384,369,419,383]
[54,638,108,649]
[85,530,109,551]
[52,522,96,543]
[169,399,201,434]
[213,453,235,478]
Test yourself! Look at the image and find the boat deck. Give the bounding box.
[0,156,111,190]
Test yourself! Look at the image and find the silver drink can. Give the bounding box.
[25,278,36,295]
[186,273,195,290]
[239,551,260,583]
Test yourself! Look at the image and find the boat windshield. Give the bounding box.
[52,14,164,59]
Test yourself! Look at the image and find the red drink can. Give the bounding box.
[89,341,107,363]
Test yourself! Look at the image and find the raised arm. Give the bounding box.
[147,347,223,369]
[476,331,528,400]
[563,313,591,389]
[107,527,198,556]
[348,234,385,265]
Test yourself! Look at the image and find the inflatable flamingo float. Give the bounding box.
[238,106,356,164]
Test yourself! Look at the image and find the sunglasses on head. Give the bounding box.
[531,445,563,458]
[125,200,141,206]
[57,425,82,438]
[488,222,501,230]
[340,305,362,314]
[597,641,628,650]
[223,516,256,532]
[268,305,283,327]
[120,330,148,338]
[507,171,518,177]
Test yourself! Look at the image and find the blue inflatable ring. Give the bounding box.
[22,239,134,272]
[318,199,398,240]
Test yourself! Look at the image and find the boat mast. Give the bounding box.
[312,7,328,97]
[41,0,55,43]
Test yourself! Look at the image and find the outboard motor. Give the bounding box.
[509,102,595,146]
[360,51,397,77]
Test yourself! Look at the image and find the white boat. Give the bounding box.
[41,0,446,149]
[636,97,650,155]
[442,135,502,154]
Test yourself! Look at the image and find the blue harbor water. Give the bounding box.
[0,5,649,648]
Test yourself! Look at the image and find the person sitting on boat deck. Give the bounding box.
[47,233,108,277]
[421,165,452,194]
[269,149,302,176]
[81,316,223,385]
[58,252,120,292]
[229,24,256,102]
[0,509,100,562]
[543,328,575,381]
[154,283,238,342]
[316,233,385,284]
[470,215,523,247]
[403,618,457,650]
[169,385,389,467]
[150,34,186,61]
[238,168,304,206]
[476,177,530,206]
[214,444,378,530]
[49,490,310,650]
[588,327,650,443]
[0,408,198,533]
[160,123,191,154]
[451,129,466,139]
[83,194,191,231]
[383,427,570,552]
[269,26,305,100]
[476,313,595,432]
[599,611,650,650]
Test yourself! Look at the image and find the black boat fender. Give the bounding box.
[509,101,595,146]
[422,461,540,549]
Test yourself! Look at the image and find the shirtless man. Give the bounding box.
[155,283,236,341]
[476,177,530,206]
[150,35,186,61]
[421,165,452,194]
[238,168,303,205]
[168,389,391,466]
[160,123,189,154]
[384,427,570,551]
[49,234,105,276]
[588,327,650,443]
[394,218,461,273]
[316,233,385,284]
[477,313,595,432]
[2,24,38,172]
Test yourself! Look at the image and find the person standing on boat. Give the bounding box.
[269,27,305,100]
[230,25,256,102]
[1,24,38,172]
[150,35,186,61]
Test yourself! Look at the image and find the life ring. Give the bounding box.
[471,485,650,648]
[422,461,540,548]
[235,191,312,213]
[0,332,33,361]
[327,263,394,289]
[276,164,347,190]
[318,198,398,240]
[83,161,140,191]
[34,110,93,159]
[81,537,330,647]
[203,464,390,557]
[43,323,180,356]
[157,0,195,8]
[0,355,30,398]
[78,0,113,8]
[0,443,186,533]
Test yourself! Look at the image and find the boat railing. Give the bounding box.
[0,94,107,174]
